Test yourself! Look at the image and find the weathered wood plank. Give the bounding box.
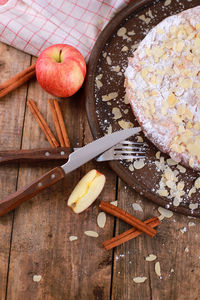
[6,56,116,300]
[0,42,31,300]
[112,179,200,300]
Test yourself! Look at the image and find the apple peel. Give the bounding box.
[67,169,106,213]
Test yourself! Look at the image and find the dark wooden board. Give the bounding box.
[85,0,200,217]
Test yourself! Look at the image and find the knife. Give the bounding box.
[0,127,140,216]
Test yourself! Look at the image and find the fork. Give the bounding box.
[96,140,147,161]
[0,141,147,165]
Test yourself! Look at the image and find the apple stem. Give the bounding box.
[59,49,62,63]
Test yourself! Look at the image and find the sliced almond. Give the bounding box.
[106,56,112,65]
[97,212,106,228]
[133,276,147,283]
[194,177,200,189]
[145,254,157,261]
[133,159,145,170]
[110,200,118,206]
[118,120,134,129]
[84,231,99,238]
[155,262,161,277]
[189,203,198,210]
[132,203,143,212]
[69,236,78,241]
[158,206,173,218]
[112,107,122,120]
[117,27,127,37]
[33,275,42,282]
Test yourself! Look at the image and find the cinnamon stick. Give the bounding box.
[48,99,65,147]
[48,99,70,147]
[0,64,36,98]
[99,201,156,238]
[27,99,59,148]
[53,99,70,147]
[103,216,161,250]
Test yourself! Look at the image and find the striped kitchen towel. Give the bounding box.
[0,0,130,60]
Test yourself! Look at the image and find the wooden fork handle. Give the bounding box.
[0,166,65,216]
[0,147,73,165]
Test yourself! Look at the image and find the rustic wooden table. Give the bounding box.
[0,42,200,300]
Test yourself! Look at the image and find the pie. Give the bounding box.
[125,6,200,170]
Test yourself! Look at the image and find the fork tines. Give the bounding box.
[96,140,148,162]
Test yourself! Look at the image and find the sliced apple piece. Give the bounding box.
[67,169,106,213]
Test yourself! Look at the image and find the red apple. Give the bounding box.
[36,44,86,98]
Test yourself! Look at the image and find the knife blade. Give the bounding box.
[0,127,140,216]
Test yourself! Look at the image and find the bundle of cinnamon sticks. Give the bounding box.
[27,98,70,149]
[99,201,161,250]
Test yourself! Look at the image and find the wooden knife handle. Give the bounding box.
[0,166,65,216]
[0,147,73,165]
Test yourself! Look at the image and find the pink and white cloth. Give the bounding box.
[0,0,130,60]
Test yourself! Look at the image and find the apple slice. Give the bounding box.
[68,169,106,213]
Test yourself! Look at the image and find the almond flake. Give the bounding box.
[112,107,122,120]
[124,94,129,104]
[112,65,120,72]
[132,203,143,212]
[145,254,157,261]
[179,78,192,89]
[129,164,134,172]
[133,276,147,283]
[168,93,178,108]
[189,157,194,168]
[189,203,198,210]
[139,15,151,25]
[131,43,139,51]
[164,0,171,6]
[137,136,144,143]
[106,124,112,135]
[96,74,103,80]
[118,120,134,129]
[167,158,178,166]
[97,212,106,228]
[33,275,42,282]
[170,268,174,273]
[110,201,118,206]
[176,164,186,173]
[158,206,173,218]
[106,56,112,65]
[102,92,118,101]
[69,235,78,241]
[194,177,200,189]
[188,222,195,227]
[133,159,145,170]
[155,262,161,277]
[117,27,127,37]
[188,187,196,197]
[158,214,165,221]
[157,27,164,34]
[156,151,161,159]
[173,198,180,207]
[84,231,99,238]
[96,80,103,89]
[122,46,128,52]
[128,30,135,36]
[157,189,169,197]
[185,247,189,253]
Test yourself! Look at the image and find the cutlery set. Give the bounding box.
[0,139,147,164]
[0,127,146,216]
